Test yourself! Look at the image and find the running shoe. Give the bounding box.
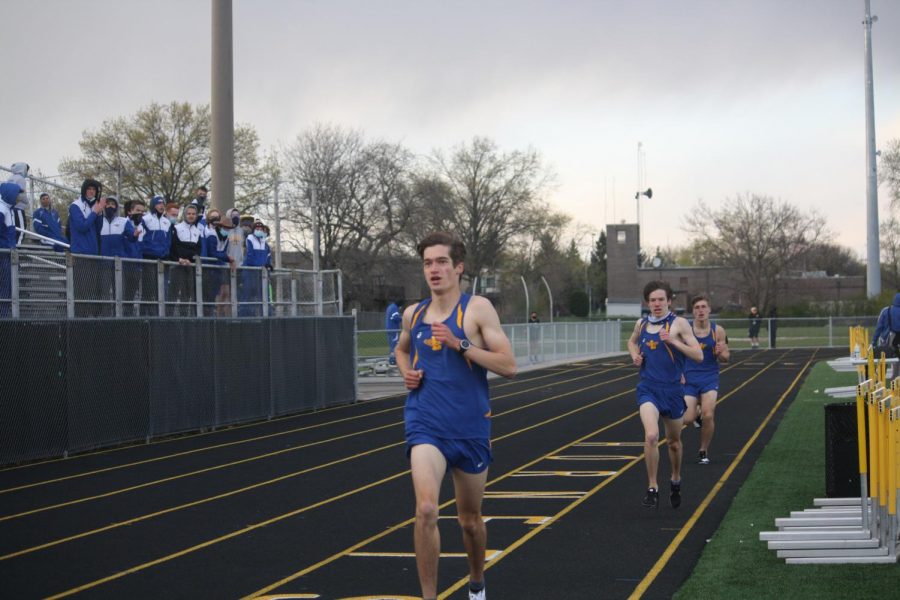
[641,487,659,509]
[469,586,486,600]
[698,450,710,465]
[670,480,682,508]
[692,417,701,429]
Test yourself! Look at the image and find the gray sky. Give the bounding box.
[4,0,900,257]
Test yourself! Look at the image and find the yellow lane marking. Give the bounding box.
[2,362,625,498]
[626,352,816,600]
[484,491,585,499]
[546,454,639,460]
[348,550,502,561]
[513,470,618,477]
[439,351,794,598]
[575,441,644,447]
[4,369,640,561]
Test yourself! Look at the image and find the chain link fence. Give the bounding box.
[0,248,341,319]
[0,317,357,465]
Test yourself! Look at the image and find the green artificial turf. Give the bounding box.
[675,361,897,600]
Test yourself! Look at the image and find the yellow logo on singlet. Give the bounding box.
[424,336,442,351]
[647,340,659,350]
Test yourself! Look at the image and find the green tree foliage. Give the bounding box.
[683,193,830,311]
[881,138,900,208]
[59,102,270,210]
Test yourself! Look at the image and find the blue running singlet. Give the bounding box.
[638,313,685,385]
[404,294,491,440]
[684,321,720,397]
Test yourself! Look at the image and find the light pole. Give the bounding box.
[863,0,881,297]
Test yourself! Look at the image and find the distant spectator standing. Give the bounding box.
[239,221,272,316]
[32,192,67,251]
[189,185,209,222]
[98,197,128,315]
[169,204,205,314]
[165,203,181,229]
[225,208,246,266]
[202,209,231,315]
[747,306,762,349]
[0,181,20,316]
[6,163,29,246]
[385,301,403,365]
[528,311,541,363]
[69,179,105,315]
[140,195,174,315]
[873,293,900,379]
[122,200,146,315]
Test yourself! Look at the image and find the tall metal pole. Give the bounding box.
[211,0,234,214]
[520,275,530,322]
[864,0,881,298]
[541,275,554,323]
[311,186,323,315]
[273,178,283,269]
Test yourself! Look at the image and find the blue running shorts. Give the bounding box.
[406,434,492,474]
[684,375,719,399]
[637,381,687,419]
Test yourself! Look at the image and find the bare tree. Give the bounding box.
[683,193,830,310]
[425,137,556,282]
[881,138,900,208]
[59,101,270,210]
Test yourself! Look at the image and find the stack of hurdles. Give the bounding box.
[760,344,900,564]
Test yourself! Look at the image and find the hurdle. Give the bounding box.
[760,350,900,564]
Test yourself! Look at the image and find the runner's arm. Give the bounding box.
[395,305,423,389]
[668,317,703,362]
[627,319,643,366]
[715,325,730,362]
[454,296,516,378]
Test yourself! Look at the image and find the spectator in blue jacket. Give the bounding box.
[0,181,19,316]
[385,301,403,365]
[202,208,231,315]
[68,178,105,255]
[32,193,67,251]
[99,197,129,257]
[239,221,272,316]
[139,195,173,315]
[69,179,105,316]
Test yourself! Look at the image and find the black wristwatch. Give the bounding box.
[458,339,471,354]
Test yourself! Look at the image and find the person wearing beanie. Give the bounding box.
[32,192,67,251]
[238,220,272,316]
[68,178,104,255]
[139,195,174,315]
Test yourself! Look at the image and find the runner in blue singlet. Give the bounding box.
[627,281,703,510]
[683,294,730,465]
[395,232,516,600]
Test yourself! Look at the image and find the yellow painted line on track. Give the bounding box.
[0,360,616,475]
[0,362,627,494]
[247,353,778,600]
[3,370,641,561]
[626,351,817,600]
[30,372,641,596]
[439,351,794,599]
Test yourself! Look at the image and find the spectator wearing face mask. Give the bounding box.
[202,209,231,316]
[32,192,67,251]
[96,196,128,314]
[239,220,272,316]
[169,204,205,315]
[6,163,30,246]
[189,185,209,223]
[122,200,146,316]
[0,181,19,316]
[225,208,247,266]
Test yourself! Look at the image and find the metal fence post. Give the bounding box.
[114,257,123,317]
[262,268,269,317]
[195,257,204,318]
[157,262,165,317]
[337,270,344,315]
[230,267,238,317]
[66,252,75,318]
[10,250,20,318]
[290,277,298,317]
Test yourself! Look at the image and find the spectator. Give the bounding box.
[189,185,209,221]
[747,306,762,349]
[5,163,29,246]
[165,202,181,228]
[122,200,146,316]
[239,220,272,316]
[32,192,67,251]
[202,209,231,316]
[169,204,204,315]
[385,300,402,365]
[68,179,105,315]
[97,196,128,315]
[225,208,246,266]
[68,178,104,255]
[0,181,19,316]
[528,311,541,363]
[140,195,174,315]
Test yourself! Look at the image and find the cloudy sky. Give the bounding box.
[4,0,900,258]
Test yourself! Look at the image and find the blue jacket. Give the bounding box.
[0,182,19,249]
[32,206,67,249]
[123,219,144,259]
[68,198,101,255]
[873,293,900,346]
[204,226,229,264]
[100,216,129,257]
[243,235,271,267]
[141,197,173,259]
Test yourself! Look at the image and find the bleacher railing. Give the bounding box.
[0,247,342,319]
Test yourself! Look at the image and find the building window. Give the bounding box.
[617,230,627,243]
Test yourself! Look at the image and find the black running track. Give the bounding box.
[0,348,843,600]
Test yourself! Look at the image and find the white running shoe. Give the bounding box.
[469,586,486,600]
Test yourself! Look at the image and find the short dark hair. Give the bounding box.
[416,232,466,266]
[690,294,710,308]
[197,185,208,192]
[643,280,674,301]
[39,192,50,200]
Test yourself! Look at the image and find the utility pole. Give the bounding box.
[863,0,881,298]
[211,0,234,214]
[272,177,283,269]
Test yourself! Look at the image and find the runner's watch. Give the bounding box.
[458,339,471,354]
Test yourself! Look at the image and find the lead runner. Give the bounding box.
[395,232,516,600]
